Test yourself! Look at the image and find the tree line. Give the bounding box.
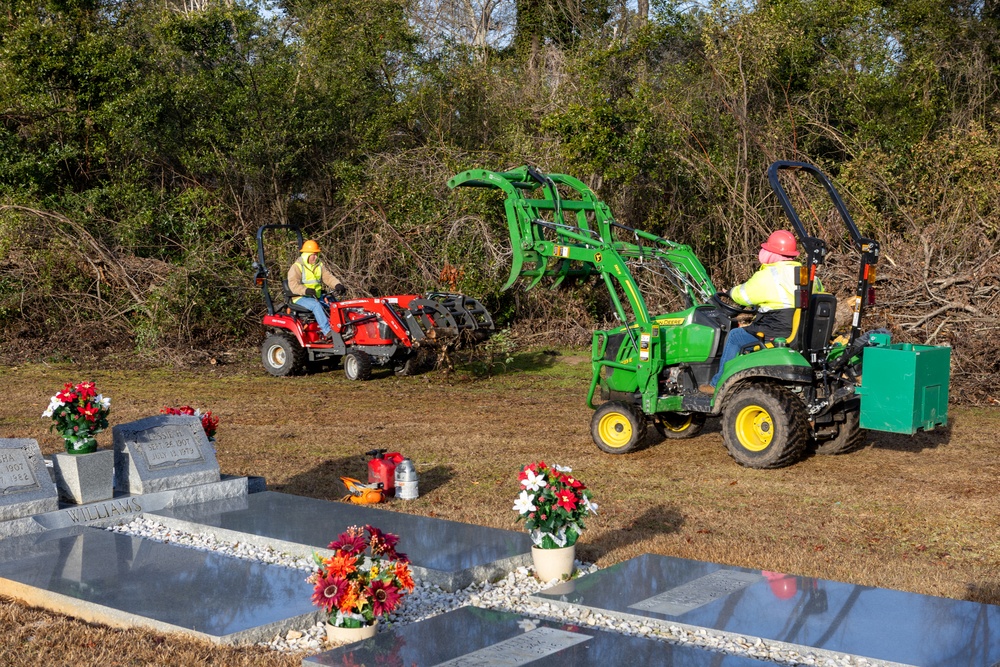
[0,0,997,399]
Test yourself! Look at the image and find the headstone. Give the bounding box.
[530,553,1000,667]
[51,450,114,504]
[0,525,320,644]
[113,415,220,494]
[303,605,772,666]
[149,491,532,590]
[0,438,58,521]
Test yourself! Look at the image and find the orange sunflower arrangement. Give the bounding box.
[309,525,414,629]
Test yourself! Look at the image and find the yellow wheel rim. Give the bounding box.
[734,404,773,452]
[662,414,692,433]
[598,412,633,449]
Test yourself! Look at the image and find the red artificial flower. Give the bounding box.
[78,404,100,422]
[57,390,78,403]
[328,532,367,555]
[366,580,402,617]
[200,411,219,438]
[560,474,584,490]
[311,572,347,612]
[75,381,97,399]
[556,490,579,512]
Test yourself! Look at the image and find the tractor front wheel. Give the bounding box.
[814,409,867,455]
[652,412,706,440]
[592,402,646,454]
[262,333,306,377]
[721,384,808,468]
[343,349,373,381]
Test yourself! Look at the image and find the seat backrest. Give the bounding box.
[804,293,837,353]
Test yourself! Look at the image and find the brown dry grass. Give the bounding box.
[1,353,998,665]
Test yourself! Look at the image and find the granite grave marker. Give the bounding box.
[531,553,1000,667]
[113,415,220,494]
[303,606,774,666]
[0,438,58,521]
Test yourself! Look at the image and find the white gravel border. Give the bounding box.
[107,518,897,666]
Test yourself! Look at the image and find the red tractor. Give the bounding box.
[252,224,494,380]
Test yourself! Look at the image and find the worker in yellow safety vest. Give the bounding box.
[701,230,822,394]
[287,240,346,340]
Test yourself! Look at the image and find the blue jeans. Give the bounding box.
[295,296,331,335]
[709,327,760,387]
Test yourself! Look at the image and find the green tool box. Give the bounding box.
[856,343,951,434]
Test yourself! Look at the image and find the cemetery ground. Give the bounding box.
[0,351,998,666]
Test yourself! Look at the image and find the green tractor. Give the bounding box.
[448,162,950,468]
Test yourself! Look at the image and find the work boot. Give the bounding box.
[698,384,715,395]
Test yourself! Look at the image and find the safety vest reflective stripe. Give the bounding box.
[731,261,800,312]
[765,266,795,310]
[301,258,323,287]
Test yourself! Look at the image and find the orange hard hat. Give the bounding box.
[300,239,321,254]
[761,230,798,256]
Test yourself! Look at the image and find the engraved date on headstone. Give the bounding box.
[0,448,39,494]
[433,627,591,667]
[134,427,205,469]
[629,569,763,616]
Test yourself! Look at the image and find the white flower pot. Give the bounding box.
[531,544,576,582]
[325,620,378,645]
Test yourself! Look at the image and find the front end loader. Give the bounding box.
[448,163,950,468]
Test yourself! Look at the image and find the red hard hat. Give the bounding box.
[761,230,798,256]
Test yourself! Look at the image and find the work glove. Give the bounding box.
[306,288,320,299]
[333,284,347,298]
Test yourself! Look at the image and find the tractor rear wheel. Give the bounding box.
[652,412,706,440]
[814,409,867,455]
[721,384,808,468]
[344,349,373,381]
[262,333,306,377]
[592,402,646,454]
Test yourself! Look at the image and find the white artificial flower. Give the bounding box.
[41,396,64,418]
[521,468,547,492]
[583,497,599,514]
[513,490,536,514]
[96,394,111,409]
[553,463,572,473]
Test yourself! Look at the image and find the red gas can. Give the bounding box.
[367,450,404,496]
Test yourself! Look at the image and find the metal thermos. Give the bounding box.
[394,458,418,500]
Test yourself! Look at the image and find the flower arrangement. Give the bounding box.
[161,405,219,440]
[513,461,597,549]
[309,525,414,629]
[42,381,111,454]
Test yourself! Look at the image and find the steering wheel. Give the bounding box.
[710,291,757,318]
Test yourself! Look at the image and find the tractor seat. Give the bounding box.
[279,280,317,319]
[772,293,838,354]
[739,293,838,356]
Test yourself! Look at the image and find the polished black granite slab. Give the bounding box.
[531,554,1000,667]
[0,526,318,644]
[303,606,773,666]
[150,491,532,590]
